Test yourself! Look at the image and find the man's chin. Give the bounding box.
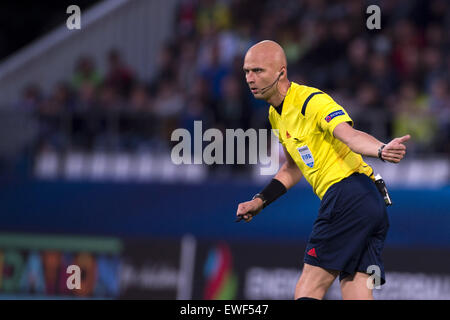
[252,92,264,99]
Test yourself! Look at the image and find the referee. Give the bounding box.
[236,40,410,300]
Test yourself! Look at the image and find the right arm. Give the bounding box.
[236,147,303,222]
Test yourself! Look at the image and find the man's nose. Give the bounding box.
[246,72,254,84]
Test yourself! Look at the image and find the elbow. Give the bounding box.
[333,122,359,151]
[338,131,359,152]
[344,139,356,152]
[288,162,303,179]
[286,161,298,171]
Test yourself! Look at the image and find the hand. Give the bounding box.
[381,135,410,163]
[236,198,264,222]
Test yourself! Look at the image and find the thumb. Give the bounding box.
[397,134,411,143]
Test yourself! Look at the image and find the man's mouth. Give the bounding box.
[250,88,259,93]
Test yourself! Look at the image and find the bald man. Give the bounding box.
[236,40,410,300]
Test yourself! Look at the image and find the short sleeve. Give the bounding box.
[308,93,353,136]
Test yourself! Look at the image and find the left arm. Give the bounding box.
[333,122,410,163]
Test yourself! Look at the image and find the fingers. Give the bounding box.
[383,156,401,163]
[383,149,406,158]
[236,202,254,222]
[382,149,406,163]
[397,134,411,143]
[385,135,410,152]
[237,202,254,215]
[383,135,408,163]
[236,203,247,215]
[385,141,407,153]
[385,143,406,151]
[389,145,406,151]
[236,199,263,223]
[386,135,410,150]
[236,213,253,222]
[383,151,405,159]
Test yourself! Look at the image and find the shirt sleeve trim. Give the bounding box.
[301,92,324,116]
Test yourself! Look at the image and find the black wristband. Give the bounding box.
[378,144,386,162]
[255,179,287,208]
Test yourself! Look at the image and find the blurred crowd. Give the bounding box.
[17,0,450,161]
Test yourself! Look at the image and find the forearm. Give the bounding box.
[253,160,302,210]
[344,129,384,158]
[274,161,303,190]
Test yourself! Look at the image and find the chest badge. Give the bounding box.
[297,145,314,168]
[286,130,291,139]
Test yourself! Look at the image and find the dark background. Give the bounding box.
[0,1,101,60]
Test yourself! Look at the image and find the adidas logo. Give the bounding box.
[307,248,317,258]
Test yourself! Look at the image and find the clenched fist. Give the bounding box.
[236,198,264,222]
[381,135,410,163]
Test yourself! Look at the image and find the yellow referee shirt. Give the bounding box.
[269,82,374,200]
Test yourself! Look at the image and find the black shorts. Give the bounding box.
[303,172,390,285]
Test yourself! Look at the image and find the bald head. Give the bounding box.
[245,40,287,72]
[243,40,289,102]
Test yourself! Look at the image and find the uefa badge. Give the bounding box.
[298,145,314,168]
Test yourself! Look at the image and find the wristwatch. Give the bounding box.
[378,144,386,162]
[252,193,267,208]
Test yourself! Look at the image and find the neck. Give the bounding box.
[266,79,291,106]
